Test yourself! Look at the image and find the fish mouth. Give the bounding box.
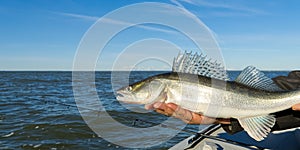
[116,90,146,104]
[116,92,127,101]
[115,90,135,103]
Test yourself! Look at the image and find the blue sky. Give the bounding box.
[1,0,300,71]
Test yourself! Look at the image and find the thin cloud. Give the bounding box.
[57,12,178,35]
[210,11,252,17]
[220,34,300,45]
[222,48,282,52]
[177,0,197,5]
[57,12,99,21]
[174,0,268,15]
[102,18,177,34]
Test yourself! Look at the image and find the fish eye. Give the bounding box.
[127,86,132,91]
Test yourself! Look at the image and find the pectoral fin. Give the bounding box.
[237,115,276,141]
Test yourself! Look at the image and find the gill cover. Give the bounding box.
[145,80,166,104]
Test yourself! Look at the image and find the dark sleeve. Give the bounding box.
[272,71,300,90]
[272,109,300,131]
[221,118,243,134]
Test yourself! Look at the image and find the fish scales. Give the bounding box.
[145,72,300,118]
[116,52,300,141]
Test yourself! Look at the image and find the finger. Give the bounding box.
[292,103,300,111]
[145,102,164,110]
[166,103,186,118]
[152,103,219,125]
[166,103,205,124]
[155,109,171,116]
[166,103,179,111]
[172,106,193,123]
[151,102,176,116]
[153,102,166,109]
[188,113,203,124]
[166,103,217,124]
[144,104,154,110]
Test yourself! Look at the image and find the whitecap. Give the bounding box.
[33,144,41,148]
[2,132,14,138]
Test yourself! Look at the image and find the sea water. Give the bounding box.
[0,71,289,149]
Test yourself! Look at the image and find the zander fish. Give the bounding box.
[116,52,300,141]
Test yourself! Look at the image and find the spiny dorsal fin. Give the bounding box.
[235,66,283,92]
[172,51,229,81]
[238,115,276,141]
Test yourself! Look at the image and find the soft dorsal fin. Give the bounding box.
[238,115,276,141]
[235,66,283,92]
[172,51,229,81]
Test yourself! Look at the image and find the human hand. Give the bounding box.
[292,103,300,111]
[145,102,230,125]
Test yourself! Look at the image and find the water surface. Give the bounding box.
[0,71,289,149]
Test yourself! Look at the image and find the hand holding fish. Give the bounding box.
[145,102,230,125]
[147,102,300,125]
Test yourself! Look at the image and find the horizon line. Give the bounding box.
[0,69,294,72]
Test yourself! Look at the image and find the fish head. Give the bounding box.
[116,78,165,104]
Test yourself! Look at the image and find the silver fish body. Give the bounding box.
[116,52,300,141]
[117,72,300,118]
